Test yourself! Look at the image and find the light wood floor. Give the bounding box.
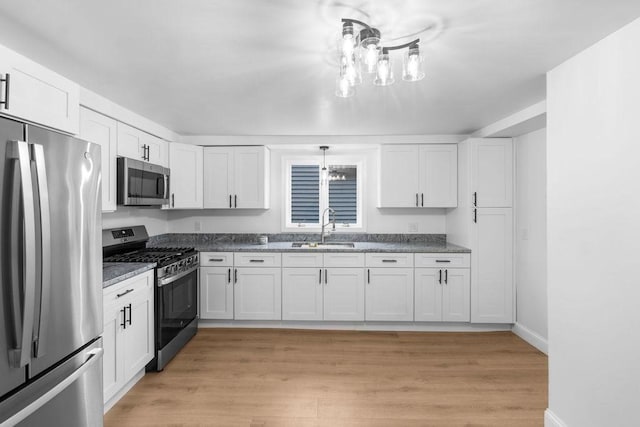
[105,328,548,427]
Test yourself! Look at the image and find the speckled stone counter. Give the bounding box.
[103,262,156,288]
[148,233,470,253]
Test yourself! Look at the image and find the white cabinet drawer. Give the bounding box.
[234,252,282,267]
[282,253,323,268]
[200,252,234,267]
[414,253,470,268]
[365,253,414,268]
[103,271,152,306]
[323,253,365,268]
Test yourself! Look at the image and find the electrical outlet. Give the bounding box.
[408,222,419,232]
[194,221,201,232]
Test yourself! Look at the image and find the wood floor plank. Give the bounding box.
[105,328,547,426]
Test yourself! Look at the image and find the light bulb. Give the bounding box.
[341,34,355,56]
[363,45,379,73]
[373,53,395,86]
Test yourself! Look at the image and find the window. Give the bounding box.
[285,158,363,231]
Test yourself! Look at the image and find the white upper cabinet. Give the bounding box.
[379,144,457,208]
[203,146,269,209]
[472,139,513,207]
[0,43,79,134]
[419,145,458,207]
[79,107,117,212]
[379,145,420,208]
[116,122,168,167]
[168,142,203,209]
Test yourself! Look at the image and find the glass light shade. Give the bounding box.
[338,33,356,56]
[340,53,362,86]
[402,48,425,82]
[373,53,395,86]
[335,75,354,98]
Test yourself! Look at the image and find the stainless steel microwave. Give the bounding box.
[117,157,170,206]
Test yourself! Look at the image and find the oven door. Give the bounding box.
[117,157,169,205]
[156,267,198,350]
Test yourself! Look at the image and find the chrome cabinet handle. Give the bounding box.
[0,73,10,109]
[6,140,37,368]
[116,289,134,298]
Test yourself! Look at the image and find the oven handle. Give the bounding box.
[158,265,198,287]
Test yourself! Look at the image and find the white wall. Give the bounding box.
[513,128,547,353]
[546,17,640,427]
[102,207,169,237]
[168,146,447,234]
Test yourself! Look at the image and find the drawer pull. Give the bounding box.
[209,258,224,262]
[249,259,265,263]
[382,259,398,263]
[435,260,451,263]
[116,289,134,298]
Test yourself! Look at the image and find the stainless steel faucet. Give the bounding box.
[321,207,336,243]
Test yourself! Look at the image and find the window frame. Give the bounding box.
[283,155,365,232]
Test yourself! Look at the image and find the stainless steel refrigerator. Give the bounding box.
[0,116,103,426]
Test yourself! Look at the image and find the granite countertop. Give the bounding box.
[103,262,156,289]
[188,241,470,253]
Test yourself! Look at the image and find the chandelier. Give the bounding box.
[336,18,425,98]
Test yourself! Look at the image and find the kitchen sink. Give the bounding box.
[291,242,356,249]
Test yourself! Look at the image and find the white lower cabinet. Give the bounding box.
[282,267,323,320]
[323,268,365,321]
[200,266,234,319]
[365,268,414,321]
[415,268,470,322]
[102,270,154,406]
[234,267,282,320]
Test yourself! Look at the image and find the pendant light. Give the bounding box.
[320,146,329,185]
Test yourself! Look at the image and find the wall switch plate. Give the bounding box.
[408,222,419,232]
[194,221,201,232]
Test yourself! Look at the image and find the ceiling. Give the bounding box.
[0,0,638,136]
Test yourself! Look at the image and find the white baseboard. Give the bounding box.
[545,409,568,427]
[103,369,145,414]
[512,322,548,354]
[198,320,512,333]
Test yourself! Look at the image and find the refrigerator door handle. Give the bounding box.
[0,347,103,427]
[32,143,51,358]
[6,140,37,368]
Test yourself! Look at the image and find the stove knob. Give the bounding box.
[164,266,171,274]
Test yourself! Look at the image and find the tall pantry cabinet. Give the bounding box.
[446,138,514,323]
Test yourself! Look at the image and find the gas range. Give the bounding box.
[102,225,199,371]
[103,246,199,280]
